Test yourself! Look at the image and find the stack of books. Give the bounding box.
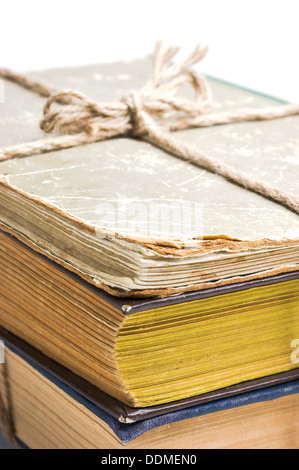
[0,55,298,449]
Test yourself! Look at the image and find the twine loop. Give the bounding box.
[39,41,211,140]
[0,41,299,214]
[0,41,299,446]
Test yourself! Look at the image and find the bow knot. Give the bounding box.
[40,41,211,141]
[1,41,299,215]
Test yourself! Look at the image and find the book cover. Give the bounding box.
[0,56,298,298]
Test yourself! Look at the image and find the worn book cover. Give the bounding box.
[0,57,298,298]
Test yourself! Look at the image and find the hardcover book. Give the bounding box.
[0,52,299,448]
[0,57,298,298]
[0,230,298,408]
[0,334,298,449]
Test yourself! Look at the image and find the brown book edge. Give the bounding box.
[1,228,299,314]
[1,326,298,424]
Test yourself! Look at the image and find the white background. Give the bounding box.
[1,0,299,101]
[1,0,298,451]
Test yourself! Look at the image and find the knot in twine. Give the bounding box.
[0,41,299,445]
[40,41,211,140]
[1,41,299,214]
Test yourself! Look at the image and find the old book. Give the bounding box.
[0,230,298,408]
[0,337,298,449]
[0,57,299,298]
[2,326,298,424]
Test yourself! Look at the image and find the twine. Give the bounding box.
[0,41,299,214]
[0,43,298,443]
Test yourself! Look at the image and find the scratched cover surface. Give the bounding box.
[0,58,299,243]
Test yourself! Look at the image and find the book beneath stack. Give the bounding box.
[0,230,298,409]
[0,329,298,449]
[0,50,298,448]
